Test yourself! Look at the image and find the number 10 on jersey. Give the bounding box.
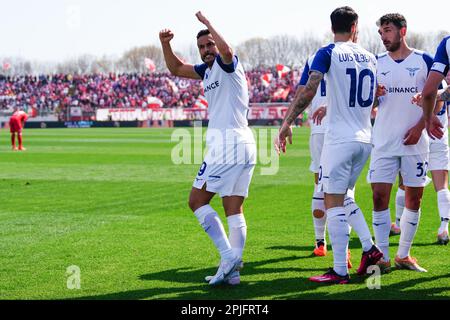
[346,68,375,108]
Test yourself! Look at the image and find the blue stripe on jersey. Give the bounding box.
[194,63,208,79]
[298,60,310,86]
[310,43,335,75]
[434,36,450,64]
[432,36,450,75]
[216,55,238,73]
[419,52,434,73]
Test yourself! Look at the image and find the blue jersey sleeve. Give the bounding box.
[194,63,208,79]
[431,36,450,76]
[298,60,310,86]
[310,44,335,75]
[216,55,239,73]
[422,52,434,74]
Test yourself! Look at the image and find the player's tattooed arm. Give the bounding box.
[438,86,450,101]
[284,71,323,125]
[275,71,322,154]
[195,11,234,64]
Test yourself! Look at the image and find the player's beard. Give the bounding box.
[385,34,401,52]
[202,52,215,66]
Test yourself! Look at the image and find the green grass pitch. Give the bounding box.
[0,127,449,300]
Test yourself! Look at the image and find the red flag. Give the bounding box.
[144,58,156,72]
[272,87,291,100]
[194,95,208,109]
[276,64,291,78]
[261,73,273,88]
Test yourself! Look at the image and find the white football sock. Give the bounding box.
[397,208,421,259]
[227,213,247,260]
[395,188,405,228]
[346,187,355,200]
[372,209,391,261]
[312,187,326,242]
[327,207,350,276]
[344,196,373,252]
[194,205,235,261]
[437,189,450,234]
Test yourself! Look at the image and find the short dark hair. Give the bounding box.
[377,13,407,29]
[196,29,210,39]
[330,6,358,33]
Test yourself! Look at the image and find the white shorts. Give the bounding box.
[192,143,257,198]
[368,152,429,187]
[318,142,372,194]
[429,140,449,171]
[309,133,325,173]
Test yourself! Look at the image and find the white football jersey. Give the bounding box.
[373,50,433,156]
[195,55,255,146]
[299,54,328,135]
[310,42,377,145]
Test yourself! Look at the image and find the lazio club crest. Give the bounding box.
[406,67,420,77]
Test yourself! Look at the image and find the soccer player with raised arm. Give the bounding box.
[369,14,442,272]
[276,6,382,284]
[159,12,256,286]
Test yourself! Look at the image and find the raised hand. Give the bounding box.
[159,29,174,44]
[195,11,210,26]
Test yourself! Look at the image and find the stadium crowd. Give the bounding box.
[0,66,299,115]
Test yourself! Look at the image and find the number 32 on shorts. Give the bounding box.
[416,161,428,177]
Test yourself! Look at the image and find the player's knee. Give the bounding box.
[372,190,389,211]
[405,198,422,211]
[188,197,199,212]
[188,196,209,212]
